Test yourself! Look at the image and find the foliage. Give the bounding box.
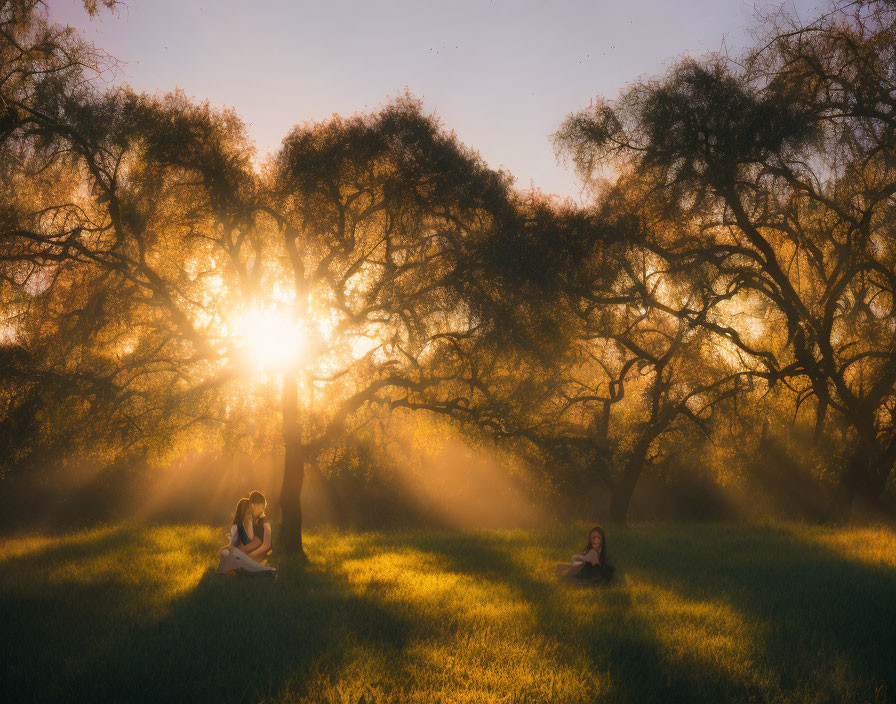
[555,0,896,516]
[2,0,896,531]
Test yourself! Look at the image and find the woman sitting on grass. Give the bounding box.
[556,525,614,585]
[234,490,273,560]
[216,491,276,576]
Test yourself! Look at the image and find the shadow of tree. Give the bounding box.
[1,527,435,703]
[3,524,894,703]
[611,523,896,701]
[350,525,895,702]
[360,530,767,702]
[73,560,429,702]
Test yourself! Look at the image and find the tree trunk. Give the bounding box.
[832,419,886,518]
[596,400,610,443]
[278,370,307,558]
[609,443,650,525]
[609,469,638,525]
[280,435,306,556]
[610,455,644,526]
[609,408,669,525]
[813,398,827,446]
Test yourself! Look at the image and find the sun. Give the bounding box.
[233,306,307,369]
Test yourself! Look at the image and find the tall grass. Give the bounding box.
[2,522,894,703]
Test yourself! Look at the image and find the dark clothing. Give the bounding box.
[236,518,267,548]
[253,518,266,541]
[248,518,271,558]
[575,561,615,583]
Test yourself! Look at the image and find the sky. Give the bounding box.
[48,0,825,201]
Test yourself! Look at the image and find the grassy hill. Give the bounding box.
[2,522,894,703]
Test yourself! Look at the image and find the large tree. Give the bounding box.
[257,97,513,553]
[555,0,896,515]
[2,2,525,550]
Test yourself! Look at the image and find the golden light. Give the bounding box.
[0,323,17,345]
[232,306,307,369]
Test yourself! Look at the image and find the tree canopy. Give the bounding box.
[2,0,895,540]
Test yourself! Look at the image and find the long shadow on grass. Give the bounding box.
[73,562,427,703]
[364,530,766,703]
[363,527,896,703]
[6,525,894,703]
[1,524,159,563]
[1,527,439,704]
[613,523,896,702]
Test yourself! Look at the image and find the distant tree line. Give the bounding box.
[1,0,894,552]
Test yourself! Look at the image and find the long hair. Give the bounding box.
[582,525,608,565]
[232,497,252,528]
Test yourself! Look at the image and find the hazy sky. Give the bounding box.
[49,0,824,200]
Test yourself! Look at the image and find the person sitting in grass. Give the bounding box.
[556,525,614,585]
[216,491,276,576]
[236,490,273,561]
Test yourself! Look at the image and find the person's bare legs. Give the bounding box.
[217,546,276,574]
[556,561,585,581]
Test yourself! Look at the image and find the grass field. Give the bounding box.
[2,522,895,703]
